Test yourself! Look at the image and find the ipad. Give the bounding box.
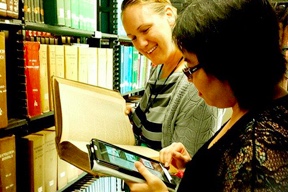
[87,138,177,191]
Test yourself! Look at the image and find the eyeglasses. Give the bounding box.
[182,64,202,80]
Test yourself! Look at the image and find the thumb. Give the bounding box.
[135,161,153,181]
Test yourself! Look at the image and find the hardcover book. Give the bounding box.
[17,134,44,192]
[0,32,8,128]
[23,41,42,118]
[33,130,57,192]
[52,76,159,177]
[0,135,16,192]
[39,44,50,113]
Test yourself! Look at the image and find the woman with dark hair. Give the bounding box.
[126,0,288,191]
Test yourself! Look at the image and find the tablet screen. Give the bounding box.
[96,140,173,184]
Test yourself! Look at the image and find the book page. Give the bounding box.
[58,81,135,145]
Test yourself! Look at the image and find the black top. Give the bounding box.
[177,95,288,192]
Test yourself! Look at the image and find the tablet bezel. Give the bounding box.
[87,138,176,190]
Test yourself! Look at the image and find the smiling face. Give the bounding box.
[182,50,236,108]
[121,4,176,65]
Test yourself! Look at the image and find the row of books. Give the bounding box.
[15,126,85,192]
[0,0,18,18]
[0,130,126,192]
[119,45,151,94]
[23,41,114,118]
[23,0,96,32]
[63,174,125,192]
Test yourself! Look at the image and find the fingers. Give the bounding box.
[125,104,132,115]
[159,142,191,170]
[126,161,168,192]
[159,142,183,166]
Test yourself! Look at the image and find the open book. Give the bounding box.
[52,76,160,176]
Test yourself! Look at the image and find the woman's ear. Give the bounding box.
[165,6,176,27]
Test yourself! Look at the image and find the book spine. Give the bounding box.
[0,0,7,17]
[0,32,8,128]
[0,135,16,192]
[64,0,71,27]
[70,0,79,29]
[23,41,42,118]
[39,44,50,113]
[43,0,65,26]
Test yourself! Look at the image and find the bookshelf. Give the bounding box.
[0,0,149,191]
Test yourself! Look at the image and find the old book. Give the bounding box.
[6,0,18,18]
[29,0,34,22]
[52,76,159,177]
[0,0,7,17]
[97,47,107,88]
[0,32,8,128]
[64,45,78,81]
[39,44,50,113]
[18,134,44,192]
[57,156,68,190]
[77,46,89,83]
[23,41,42,118]
[70,0,79,29]
[0,135,16,192]
[64,0,71,27]
[43,127,68,190]
[39,0,44,23]
[106,48,114,90]
[47,44,56,110]
[33,0,40,22]
[43,0,65,26]
[33,130,57,192]
[86,47,98,86]
[55,45,65,78]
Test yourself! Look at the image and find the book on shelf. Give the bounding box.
[0,0,7,17]
[6,0,18,18]
[55,45,65,79]
[0,31,8,128]
[33,0,41,23]
[43,0,65,26]
[47,44,57,111]
[77,46,89,84]
[29,0,35,22]
[52,76,160,179]
[0,135,16,192]
[86,47,98,86]
[64,45,78,81]
[23,41,42,118]
[39,0,44,23]
[17,134,45,192]
[97,47,107,88]
[33,130,58,192]
[64,0,71,27]
[70,0,79,29]
[106,48,114,90]
[39,44,50,113]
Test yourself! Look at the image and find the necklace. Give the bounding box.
[144,56,184,113]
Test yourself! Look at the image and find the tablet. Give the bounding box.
[87,138,177,191]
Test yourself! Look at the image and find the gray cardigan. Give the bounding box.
[161,73,224,156]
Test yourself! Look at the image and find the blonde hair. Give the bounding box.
[121,0,177,16]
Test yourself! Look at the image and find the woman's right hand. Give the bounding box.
[159,142,191,170]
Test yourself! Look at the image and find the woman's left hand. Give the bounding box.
[125,161,169,192]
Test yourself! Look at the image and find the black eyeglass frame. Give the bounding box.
[182,64,203,79]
